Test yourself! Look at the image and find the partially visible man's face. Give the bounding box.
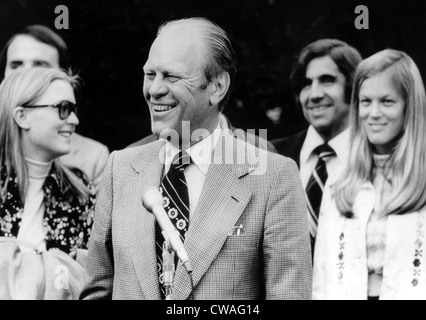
[299,55,350,141]
[142,26,218,144]
[5,35,60,77]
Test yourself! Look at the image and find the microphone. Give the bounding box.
[142,187,193,273]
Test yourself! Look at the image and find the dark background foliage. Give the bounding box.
[0,0,424,151]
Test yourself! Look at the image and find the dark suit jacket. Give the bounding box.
[271,130,308,168]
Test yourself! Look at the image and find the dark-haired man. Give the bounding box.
[273,39,362,255]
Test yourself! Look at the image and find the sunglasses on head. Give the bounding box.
[22,100,77,120]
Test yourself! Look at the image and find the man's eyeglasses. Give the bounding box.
[22,100,77,120]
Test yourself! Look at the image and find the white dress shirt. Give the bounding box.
[162,123,223,218]
[299,126,350,189]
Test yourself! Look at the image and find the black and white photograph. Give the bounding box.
[0,0,425,305]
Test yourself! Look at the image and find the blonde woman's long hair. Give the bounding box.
[0,67,91,203]
[334,49,426,218]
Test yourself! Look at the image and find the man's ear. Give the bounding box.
[13,106,31,130]
[209,71,230,107]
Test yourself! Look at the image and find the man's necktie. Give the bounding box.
[305,144,336,252]
[155,151,191,298]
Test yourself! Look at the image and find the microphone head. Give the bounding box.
[141,187,164,212]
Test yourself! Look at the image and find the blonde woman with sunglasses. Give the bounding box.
[0,67,95,257]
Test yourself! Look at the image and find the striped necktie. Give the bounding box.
[305,144,335,252]
[155,151,191,298]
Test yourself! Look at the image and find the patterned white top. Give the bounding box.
[366,154,392,275]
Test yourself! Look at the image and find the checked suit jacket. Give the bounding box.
[80,133,312,300]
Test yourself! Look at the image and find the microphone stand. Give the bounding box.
[161,231,195,300]
[162,234,175,300]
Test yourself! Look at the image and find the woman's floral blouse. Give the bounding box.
[0,164,95,255]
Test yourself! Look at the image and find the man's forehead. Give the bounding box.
[7,35,59,63]
[305,55,342,78]
[161,21,204,39]
[145,29,205,69]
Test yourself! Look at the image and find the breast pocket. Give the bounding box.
[221,234,259,252]
[216,234,262,298]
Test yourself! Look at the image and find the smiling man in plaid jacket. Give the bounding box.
[80,17,311,300]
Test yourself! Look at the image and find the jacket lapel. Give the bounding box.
[170,135,255,300]
[123,141,165,300]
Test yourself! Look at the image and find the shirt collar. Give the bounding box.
[164,122,223,175]
[328,127,350,164]
[300,125,350,165]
